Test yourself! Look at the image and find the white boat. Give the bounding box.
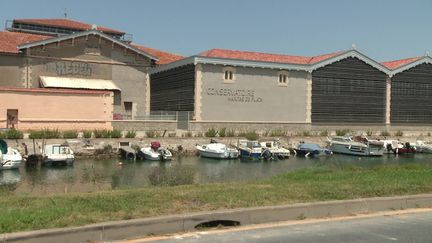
[196,142,239,159]
[0,139,22,170]
[415,140,432,153]
[327,136,384,156]
[140,141,172,161]
[260,141,290,159]
[238,140,265,159]
[43,144,75,166]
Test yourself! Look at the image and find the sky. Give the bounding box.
[0,0,430,61]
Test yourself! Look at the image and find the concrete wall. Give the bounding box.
[198,64,309,122]
[0,54,25,87]
[0,89,113,131]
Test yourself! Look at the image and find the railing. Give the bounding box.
[113,111,194,121]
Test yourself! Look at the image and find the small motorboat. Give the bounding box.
[43,144,75,166]
[327,136,384,156]
[259,140,290,159]
[139,141,172,161]
[0,139,22,170]
[380,140,415,154]
[294,143,332,157]
[196,140,239,159]
[414,141,432,153]
[238,139,265,159]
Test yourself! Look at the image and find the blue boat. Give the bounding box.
[238,140,269,159]
[294,143,332,157]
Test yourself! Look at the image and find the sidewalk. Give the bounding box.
[3,194,432,243]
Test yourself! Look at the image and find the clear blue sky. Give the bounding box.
[1,0,430,61]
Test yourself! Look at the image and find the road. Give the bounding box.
[123,209,432,243]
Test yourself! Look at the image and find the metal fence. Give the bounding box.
[113,111,194,122]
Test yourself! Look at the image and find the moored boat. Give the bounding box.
[139,141,172,161]
[294,142,332,157]
[238,140,267,159]
[259,140,290,159]
[43,144,75,166]
[0,139,22,170]
[196,140,239,159]
[327,136,384,156]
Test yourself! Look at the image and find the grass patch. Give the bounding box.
[2,164,432,233]
[125,130,137,138]
[0,129,24,139]
[82,131,92,139]
[62,130,78,139]
[335,129,351,136]
[205,128,217,137]
[29,129,61,139]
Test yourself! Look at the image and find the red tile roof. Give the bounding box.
[14,18,124,35]
[0,31,52,53]
[198,48,345,65]
[0,86,111,95]
[381,57,422,70]
[132,44,184,64]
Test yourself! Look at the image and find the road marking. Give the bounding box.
[116,208,432,243]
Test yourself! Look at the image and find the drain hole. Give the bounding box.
[195,220,241,230]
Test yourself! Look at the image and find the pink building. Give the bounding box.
[0,87,113,131]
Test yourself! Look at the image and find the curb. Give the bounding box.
[3,194,432,243]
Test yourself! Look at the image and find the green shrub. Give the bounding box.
[83,131,92,138]
[335,129,351,136]
[270,129,286,137]
[380,131,391,136]
[218,127,227,137]
[146,130,158,138]
[110,129,122,138]
[93,129,111,138]
[62,130,78,139]
[148,165,195,186]
[319,130,329,136]
[29,129,61,139]
[205,128,217,137]
[366,130,374,136]
[125,130,136,138]
[394,130,404,137]
[0,129,24,139]
[246,131,259,140]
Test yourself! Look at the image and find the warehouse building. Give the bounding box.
[0,18,183,130]
[149,48,389,127]
[383,56,432,124]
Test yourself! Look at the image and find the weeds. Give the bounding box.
[62,130,78,139]
[110,130,122,138]
[146,130,159,138]
[319,130,328,136]
[93,129,111,138]
[380,131,391,136]
[394,130,404,137]
[335,129,351,136]
[29,129,61,139]
[0,129,24,139]
[270,129,286,137]
[205,128,217,137]
[83,131,92,139]
[125,130,137,138]
[218,128,227,137]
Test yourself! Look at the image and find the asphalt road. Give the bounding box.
[137,210,432,243]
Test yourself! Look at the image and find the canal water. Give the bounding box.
[1,154,431,195]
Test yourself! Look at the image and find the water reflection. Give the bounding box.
[2,153,432,196]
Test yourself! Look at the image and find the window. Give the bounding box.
[124,102,133,120]
[277,71,289,86]
[222,67,236,83]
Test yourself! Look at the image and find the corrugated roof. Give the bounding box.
[0,86,111,95]
[40,76,121,90]
[198,48,345,65]
[381,57,422,70]
[13,18,125,35]
[131,44,184,64]
[0,31,51,53]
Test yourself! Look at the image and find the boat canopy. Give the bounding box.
[298,143,321,150]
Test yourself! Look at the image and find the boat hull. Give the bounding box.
[0,160,21,170]
[329,144,383,156]
[198,150,238,159]
[139,148,172,161]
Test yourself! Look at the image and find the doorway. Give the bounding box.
[7,109,18,129]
